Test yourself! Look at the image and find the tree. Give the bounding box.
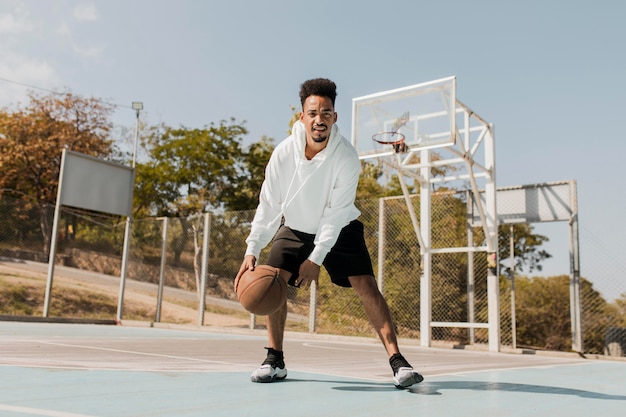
[135,119,247,216]
[0,91,115,255]
[613,293,626,324]
[134,119,251,298]
[356,161,385,200]
[220,136,274,211]
[511,275,621,353]
[499,223,552,275]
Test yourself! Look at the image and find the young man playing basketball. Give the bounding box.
[235,78,423,389]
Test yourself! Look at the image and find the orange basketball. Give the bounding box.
[236,265,287,316]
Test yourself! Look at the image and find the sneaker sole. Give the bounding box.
[393,372,424,389]
[250,369,288,383]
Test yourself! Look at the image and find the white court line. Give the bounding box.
[3,339,254,372]
[428,360,595,376]
[0,404,97,417]
[301,342,591,378]
[31,339,235,365]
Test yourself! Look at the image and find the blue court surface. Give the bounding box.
[0,321,624,417]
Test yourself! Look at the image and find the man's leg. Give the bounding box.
[266,298,287,350]
[265,268,292,350]
[349,274,424,388]
[251,269,290,383]
[348,274,399,355]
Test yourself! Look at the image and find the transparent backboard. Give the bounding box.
[351,76,456,159]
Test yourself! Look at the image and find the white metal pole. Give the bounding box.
[569,180,583,352]
[309,280,317,333]
[117,103,142,322]
[377,197,385,293]
[420,149,432,347]
[155,217,168,322]
[198,213,210,326]
[43,149,68,317]
[510,224,517,349]
[467,192,475,344]
[485,124,500,352]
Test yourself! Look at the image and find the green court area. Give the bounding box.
[1,321,624,416]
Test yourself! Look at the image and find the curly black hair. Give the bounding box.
[299,78,337,108]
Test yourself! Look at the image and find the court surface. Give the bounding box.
[1,321,624,417]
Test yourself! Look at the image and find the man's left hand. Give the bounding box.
[296,259,320,289]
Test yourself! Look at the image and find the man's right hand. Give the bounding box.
[235,255,256,292]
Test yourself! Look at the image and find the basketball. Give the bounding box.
[236,265,287,315]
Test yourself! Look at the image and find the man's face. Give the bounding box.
[300,95,337,144]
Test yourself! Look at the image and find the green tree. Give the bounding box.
[0,91,115,255]
[499,223,552,275]
[135,119,246,216]
[356,161,385,200]
[514,275,572,350]
[220,135,274,211]
[510,274,618,353]
[134,119,248,296]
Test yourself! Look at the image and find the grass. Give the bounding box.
[0,274,150,320]
[0,269,253,326]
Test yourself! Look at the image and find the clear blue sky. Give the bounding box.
[1,0,624,300]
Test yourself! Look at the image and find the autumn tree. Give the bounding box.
[0,91,115,255]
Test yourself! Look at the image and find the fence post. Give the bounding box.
[510,224,517,349]
[420,148,432,347]
[569,180,583,352]
[466,191,475,344]
[309,281,317,333]
[155,217,168,322]
[198,212,210,326]
[44,191,63,318]
[377,197,385,294]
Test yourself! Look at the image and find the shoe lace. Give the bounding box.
[389,353,411,374]
[262,347,285,368]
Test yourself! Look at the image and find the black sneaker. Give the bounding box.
[250,347,288,383]
[390,353,424,388]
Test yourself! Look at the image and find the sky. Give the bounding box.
[0,0,624,301]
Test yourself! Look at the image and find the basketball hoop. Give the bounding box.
[372,131,408,153]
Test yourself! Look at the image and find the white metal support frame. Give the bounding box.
[355,78,500,351]
[474,180,582,352]
[568,181,582,352]
[414,108,498,351]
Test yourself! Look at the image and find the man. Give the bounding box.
[235,78,423,389]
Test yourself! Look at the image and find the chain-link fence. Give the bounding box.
[1,193,624,356]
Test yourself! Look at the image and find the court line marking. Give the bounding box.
[301,342,593,378]
[4,338,593,380]
[421,360,595,377]
[0,339,256,372]
[26,339,238,365]
[0,363,247,373]
[0,404,97,417]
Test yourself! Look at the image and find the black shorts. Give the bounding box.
[266,220,374,288]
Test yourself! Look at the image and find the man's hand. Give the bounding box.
[235,255,256,292]
[295,259,320,289]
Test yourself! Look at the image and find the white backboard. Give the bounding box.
[352,76,456,159]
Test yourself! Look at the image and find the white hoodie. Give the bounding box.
[245,121,361,265]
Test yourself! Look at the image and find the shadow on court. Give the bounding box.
[404,381,626,399]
